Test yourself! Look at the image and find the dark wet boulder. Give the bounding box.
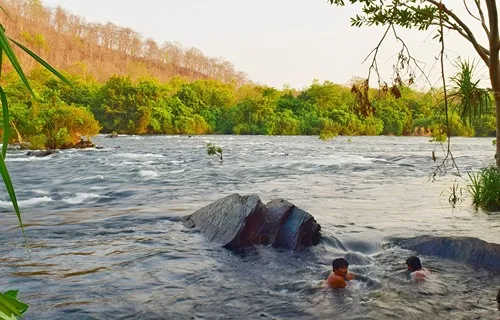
[26,150,57,157]
[397,235,500,272]
[182,194,267,250]
[182,194,321,251]
[265,199,321,249]
[256,199,294,246]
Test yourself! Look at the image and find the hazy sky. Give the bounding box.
[42,0,489,89]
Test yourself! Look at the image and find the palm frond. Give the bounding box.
[449,59,491,128]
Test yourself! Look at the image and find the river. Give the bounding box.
[1,135,499,319]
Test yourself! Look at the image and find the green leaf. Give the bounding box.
[0,147,25,238]
[0,292,28,319]
[3,292,17,299]
[0,310,16,320]
[9,38,71,86]
[0,45,3,78]
[0,28,34,97]
[1,86,9,159]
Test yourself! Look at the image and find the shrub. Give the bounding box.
[206,143,223,163]
[468,166,500,211]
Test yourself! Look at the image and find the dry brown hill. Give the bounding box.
[1,0,250,84]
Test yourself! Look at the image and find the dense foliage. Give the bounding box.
[1,68,495,149]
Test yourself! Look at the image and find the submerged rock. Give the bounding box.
[106,132,119,138]
[26,150,57,157]
[181,193,321,251]
[397,235,500,272]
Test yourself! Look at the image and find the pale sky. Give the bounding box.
[42,0,490,90]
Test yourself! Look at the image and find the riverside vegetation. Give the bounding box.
[0,71,497,149]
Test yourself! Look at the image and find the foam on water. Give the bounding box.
[62,193,103,204]
[139,170,159,178]
[120,152,165,159]
[0,196,53,208]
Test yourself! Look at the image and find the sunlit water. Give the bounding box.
[1,135,499,319]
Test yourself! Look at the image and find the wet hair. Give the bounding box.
[332,258,349,270]
[406,256,422,270]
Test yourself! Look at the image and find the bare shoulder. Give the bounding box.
[413,268,431,281]
[327,273,346,289]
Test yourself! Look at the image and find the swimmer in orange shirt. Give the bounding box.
[326,258,357,289]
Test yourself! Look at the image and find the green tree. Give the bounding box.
[328,0,500,166]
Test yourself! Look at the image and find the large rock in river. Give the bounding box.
[397,235,500,272]
[181,194,321,251]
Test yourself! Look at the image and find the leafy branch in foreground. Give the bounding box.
[206,143,223,163]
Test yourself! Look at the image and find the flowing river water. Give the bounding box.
[1,135,499,319]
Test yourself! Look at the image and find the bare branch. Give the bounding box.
[360,23,437,93]
[426,0,490,66]
[390,25,435,89]
[464,0,481,21]
[474,0,491,38]
[362,24,391,83]
[431,20,491,56]
[431,2,461,179]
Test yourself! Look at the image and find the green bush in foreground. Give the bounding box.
[468,166,500,212]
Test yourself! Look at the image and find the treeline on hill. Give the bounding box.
[0,68,496,149]
[0,0,249,84]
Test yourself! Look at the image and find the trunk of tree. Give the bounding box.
[492,64,500,167]
[486,0,500,167]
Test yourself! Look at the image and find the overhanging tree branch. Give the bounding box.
[430,20,492,56]
[426,0,490,65]
[362,24,391,83]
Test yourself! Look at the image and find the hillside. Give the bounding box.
[0,0,250,84]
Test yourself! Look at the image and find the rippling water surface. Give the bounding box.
[1,135,499,319]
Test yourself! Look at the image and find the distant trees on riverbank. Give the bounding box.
[0,68,495,149]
